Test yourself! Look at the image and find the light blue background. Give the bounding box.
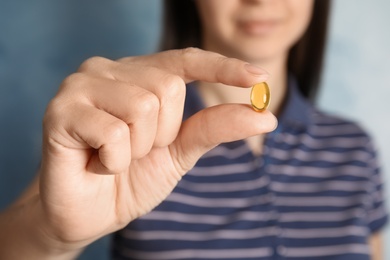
[0,1,388,259]
[319,1,390,257]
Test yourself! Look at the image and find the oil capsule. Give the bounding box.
[250,82,270,112]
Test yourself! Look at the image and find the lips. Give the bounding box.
[237,20,279,36]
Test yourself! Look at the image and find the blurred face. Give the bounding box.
[196,0,314,63]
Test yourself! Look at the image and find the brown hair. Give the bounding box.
[160,0,332,101]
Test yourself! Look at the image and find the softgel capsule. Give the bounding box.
[250,82,270,112]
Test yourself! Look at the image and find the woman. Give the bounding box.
[111,1,387,259]
[0,0,386,259]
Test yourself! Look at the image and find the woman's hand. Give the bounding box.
[37,48,276,252]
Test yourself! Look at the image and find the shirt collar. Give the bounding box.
[183,75,313,130]
[276,75,313,131]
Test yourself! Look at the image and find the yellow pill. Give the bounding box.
[250,82,270,112]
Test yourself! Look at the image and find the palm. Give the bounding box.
[40,140,183,246]
[126,147,182,219]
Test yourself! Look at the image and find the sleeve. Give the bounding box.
[365,138,388,233]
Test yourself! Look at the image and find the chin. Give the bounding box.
[231,49,276,64]
[223,40,281,63]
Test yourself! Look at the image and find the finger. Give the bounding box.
[79,52,267,147]
[170,104,277,174]
[80,62,186,147]
[76,75,160,159]
[45,103,132,175]
[122,48,270,87]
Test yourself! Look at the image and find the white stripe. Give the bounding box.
[284,244,369,257]
[141,211,274,224]
[371,173,384,186]
[311,114,347,124]
[368,157,380,169]
[201,143,251,159]
[270,148,371,163]
[165,192,269,208]
[275,195,365,207]
[268,164,370,178]
[119,248,273,259]
[165,192,364,209]
[368,206,387,224]
[177,177,269,192]
[310,124,364,136]
[271,180,368,193]
[122,226,276,241]
[275,132,369,149]
[188,161,257,176]
[283,226,369,239]
[371,189,385,204]
[140,208,363,225]
[280,208,364,222]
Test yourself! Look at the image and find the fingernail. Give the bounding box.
[244,63,269,77]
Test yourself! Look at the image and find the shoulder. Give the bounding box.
[305,108,378,162]
[309,108,372,139]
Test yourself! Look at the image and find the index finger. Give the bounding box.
[120,48,269,87]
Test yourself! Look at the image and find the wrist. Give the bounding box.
[0,195,83,260]
[28,195,84,259]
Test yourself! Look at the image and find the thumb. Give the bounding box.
[170,104,277,173]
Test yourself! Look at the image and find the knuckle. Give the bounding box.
[216,55,230,65]
[78,56,111,73]
[45,73,90,126]
[215,56,232,71]
[160,74,185,98]
[181,47,201,56]
[60,72,88,91]
[44,93,76,125]
[180,47,202,64]
[160,73,184,87]
[58,73,92,101]
[45,97,63,116]
[43,98,62,127]
[134,91,160,115]
[103,120,129,143]
[214,56,234,82]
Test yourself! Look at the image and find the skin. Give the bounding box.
[0,0,383,259]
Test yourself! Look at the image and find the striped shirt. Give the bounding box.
[112,77,387,260]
